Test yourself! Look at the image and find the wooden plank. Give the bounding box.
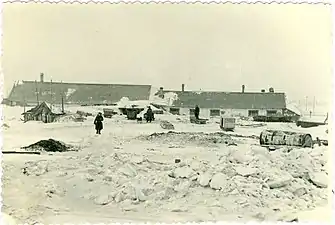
[2,151,41,155]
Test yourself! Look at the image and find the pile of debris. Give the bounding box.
[21,139,78,153]
[76,110,93,117]
[55,114,86,123]
[141,131,236,146]
[160,120,175,130]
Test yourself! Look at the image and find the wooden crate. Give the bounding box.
[103,108,114,118]
[220,117,236,131]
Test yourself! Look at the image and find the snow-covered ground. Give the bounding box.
[1,105,331,224]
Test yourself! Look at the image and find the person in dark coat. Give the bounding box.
[94,112,104,134]
[194,105,200,120]
[146,106,154,123]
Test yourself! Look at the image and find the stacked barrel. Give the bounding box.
[260,130,313,148]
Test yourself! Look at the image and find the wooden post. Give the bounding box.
[50,79,53,111]
[23,97,26,113]
[23,96,27,122]
[61,95,64,113]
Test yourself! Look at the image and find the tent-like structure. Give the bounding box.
[22,102,65,123]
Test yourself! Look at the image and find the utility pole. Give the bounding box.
[50,79,53,111]
[313,96,316,115]
[61,81,64,113]
[23,96,26,113]
[23,96,27,122]
[61,95,64,113]
[35,80,39,105]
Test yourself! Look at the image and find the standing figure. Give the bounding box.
[194,105,200,120]
[146,106,154,123]
[94,112,104,134]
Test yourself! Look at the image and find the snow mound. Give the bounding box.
[21,139,78,152]
[142,131,235,146]
[55,114,86,123]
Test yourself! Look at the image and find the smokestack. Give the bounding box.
[40,73,44,83]
[242,85,245,93]
[182,84,185,92]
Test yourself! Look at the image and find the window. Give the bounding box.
[248,110,259,117]
[170,108,180,115]
[267,110,278,116]
[210,109,220,117]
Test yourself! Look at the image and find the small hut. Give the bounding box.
[22,102,65,123]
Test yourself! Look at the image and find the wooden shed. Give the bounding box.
[22,102,65,123]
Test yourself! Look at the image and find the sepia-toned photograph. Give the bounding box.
[1,1,333,224]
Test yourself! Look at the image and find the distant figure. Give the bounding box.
[310,111,312,118]
[194,105,200,120]
[146,106,154,123]
[94,112,104,134]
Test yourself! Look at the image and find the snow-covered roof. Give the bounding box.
[155,90,286,109]
[8,81,152,105]
[298,115,328,124]
[115,99,163,111]
[44,102,64,114]
[286,103,302,116]
[23,102,64,115]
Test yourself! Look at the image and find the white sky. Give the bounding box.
[2,3,333,103]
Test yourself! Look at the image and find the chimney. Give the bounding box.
[182,84,185,92]
[242,85,245,93]
[40,73,44,83]
[261,89,265,93]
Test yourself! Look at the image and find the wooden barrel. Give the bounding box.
[260,130,313,148]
